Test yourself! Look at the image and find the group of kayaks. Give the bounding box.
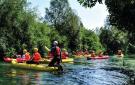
[87,55,109,60]
[74,55,109,60]
[10,60,58,71]
[3,57,74,63]
[3,57,74,71]
[3,55,110,72]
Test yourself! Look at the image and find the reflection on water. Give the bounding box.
[0,57,134,85]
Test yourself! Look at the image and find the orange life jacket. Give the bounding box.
[25,53,31,61]
[33,52,41,62]
[62,52,68,59]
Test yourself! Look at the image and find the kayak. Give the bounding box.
[4,57,27,63]
[40,58,74,63]
[73,55,84,58]
[116,54,124,58]
[3,57,12,63]
[87,56,109,60]
[4,57,74,63]
[84,55,91,57]
[9,60,58,71]
[16,58,27,63]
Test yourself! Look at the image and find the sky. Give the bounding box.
[28,0,109,30]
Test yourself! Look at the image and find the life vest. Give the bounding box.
[62,52,68,59]
[51,46,61,57]
[91,53,96,57]
[84,51,89,55]
[33,52,41,62]
[25,53,31,61]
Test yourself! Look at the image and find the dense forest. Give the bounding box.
[0,0,135,60]
[78,0,135,53]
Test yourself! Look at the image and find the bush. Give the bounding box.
[5,48,16,58]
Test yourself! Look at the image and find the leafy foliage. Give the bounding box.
[99,26,128,53]
[78,0,135,54]
[78,0,135,32]
[77,0,102,8]
[5,48,16,57]
[80,28,102,51]
[105,0,135,32]
[45,0,81,51]
[2,0,134,61]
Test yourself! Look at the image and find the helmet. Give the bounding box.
[63,48,67,51]
[53,41,58,45]
[23,49,27,53]
[34,48,38,52]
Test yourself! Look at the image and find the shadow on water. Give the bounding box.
[0,56,135,85]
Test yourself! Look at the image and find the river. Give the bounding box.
[0,56,134,85]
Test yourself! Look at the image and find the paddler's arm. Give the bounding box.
[45,46,50,52]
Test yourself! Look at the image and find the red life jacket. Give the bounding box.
[62,52,68,59]
[84,51,89,55]
[25,53,30,61]
[51,46,61,57]
[33,52,41,62]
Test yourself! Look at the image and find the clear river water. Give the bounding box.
[0,57,134,85]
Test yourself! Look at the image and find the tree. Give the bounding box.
[78,0,135,52]
[99,26,128,53]
[78,0,135,32]
[0,0,37,59]
[0,0,29,59]
[77,0,102,8]
[105,0,135,46]
[80,27,102,51]
[45,0,81,51]
[45,0,70,34]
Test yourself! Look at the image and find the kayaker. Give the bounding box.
[27,48,41,64]
[61,49,69,59]
[72,51,76,55]
[117,50,124,57]
[84,49,89,55]
[79,50,83,56]
[90,50,96,57]
[98,50,103,57]
[48,41,63,71]
[32,48,41,63]
[22,49,31,61]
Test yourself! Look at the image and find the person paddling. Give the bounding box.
[16,49,30,63]
[27,48,41,64]
[61,49,69,59]
[48,41,63,71]
[90,50,96,57]
[117,50,124,58]
[98,50,103,57]
[22,49,31,61]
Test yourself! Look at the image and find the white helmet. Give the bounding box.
[53,41,58,45]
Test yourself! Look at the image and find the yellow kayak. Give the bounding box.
[9,60,58,71]
[40,58,74,63]
[73,55,84,58]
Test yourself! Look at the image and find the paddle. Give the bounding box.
[45,46,50,52]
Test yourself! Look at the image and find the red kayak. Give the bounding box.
[4,57,26,63]
[3,57,12,62]
[87,56,109,60]
[16,58,26,63]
